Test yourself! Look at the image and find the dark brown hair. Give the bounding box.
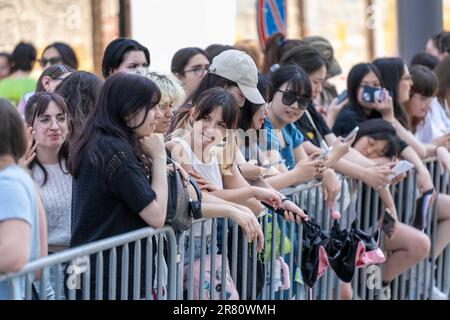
[24,92,72,185]
[0,99,27,162]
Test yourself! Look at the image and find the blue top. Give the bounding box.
[264,118,304,170]
[0,165,40,300]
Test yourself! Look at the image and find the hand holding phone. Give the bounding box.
[341,126,359,143]
[336,90,348,105]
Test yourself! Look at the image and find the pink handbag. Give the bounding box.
[355,229,385,269]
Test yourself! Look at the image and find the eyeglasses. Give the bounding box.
[35,114,68,127]
[39,57,63,68]
[277,90,311,110]
[184,65,210,77]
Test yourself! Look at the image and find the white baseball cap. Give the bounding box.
[209,50,265,105]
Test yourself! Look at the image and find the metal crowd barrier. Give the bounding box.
[1,160,449,300]
[0,227,177,300]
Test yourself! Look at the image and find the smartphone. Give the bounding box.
[382,209,396,238]
[336,90,348,104]
[261,160,285,168]
[387,160,414,181]
[342,126,359,143]
[362,85,385,103]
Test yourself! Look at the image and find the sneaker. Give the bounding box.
[431,286,448,300]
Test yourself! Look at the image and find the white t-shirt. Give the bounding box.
[172,138,224,236]
[415,97,450,143]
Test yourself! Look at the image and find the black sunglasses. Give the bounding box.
[39,57,63,68]
[277,89,311,110]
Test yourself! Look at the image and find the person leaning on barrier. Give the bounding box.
[374,58,450,267]
[353,118,450,299]
[280,44,401,204]
[0,99,48,300]
[68,73,168,299]
[234,72,312,220]
[167,88,281,248]
[260,64,345,208]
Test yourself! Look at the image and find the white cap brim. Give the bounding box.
[239,83,265,105]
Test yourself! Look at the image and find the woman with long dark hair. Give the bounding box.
[69,72,167,299]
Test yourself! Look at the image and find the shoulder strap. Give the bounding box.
[304,109,330,150]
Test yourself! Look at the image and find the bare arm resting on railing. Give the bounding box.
[139,135,168,228]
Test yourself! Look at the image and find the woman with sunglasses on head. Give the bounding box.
[40,42,79,70]
[171,47,211,97]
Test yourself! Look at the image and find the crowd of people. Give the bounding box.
[1,30,450,300]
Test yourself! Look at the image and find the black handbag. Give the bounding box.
[301,218,330,288]
[165,156,203,232]
[326,220,358,283]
